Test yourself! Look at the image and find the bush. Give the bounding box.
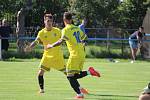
[86,46,130,58]
[2,50,42,59]
[2,45,131,59]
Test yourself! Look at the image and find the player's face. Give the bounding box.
[139,28,144,33]
[44,15,53,27]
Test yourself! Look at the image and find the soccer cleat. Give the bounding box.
[74,95,84,99]
[39,89,45,93]
[80,88,89,94]
[88,67,101,77]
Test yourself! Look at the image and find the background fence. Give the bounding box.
[1,27,143,60]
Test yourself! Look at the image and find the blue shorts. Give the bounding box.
[129,38,138,49]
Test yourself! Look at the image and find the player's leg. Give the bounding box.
[67,75,81,94]
[38,56,51,93]
[73,68,101,79]
[53,52,67,75]
[68,57,101,96]
[129,40,137,62]
[58,66,87,96]
[131,48,137,63]
[133,48,138,59]
[73,71,88,79]
[38,68,45,93]
[131,48,135,60]
[129,40,133,60]
[66,58,85,98]
[73,58,101,79]
[58,65,89,95]
[67,74,84,99]
[56,59,86,96]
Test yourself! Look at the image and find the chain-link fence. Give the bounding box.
[1,27,143,59]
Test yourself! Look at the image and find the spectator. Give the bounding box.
[79,18,87,34]
[129,26,145,63]
[139,82,150,100]
[0,19,12,51]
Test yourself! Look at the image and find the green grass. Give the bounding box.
[0,59,149,100]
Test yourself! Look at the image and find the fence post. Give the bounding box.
[0,38,2,60]
[107,29,110,53]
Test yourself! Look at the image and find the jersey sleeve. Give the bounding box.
[57,28,62,38]
[61,28,69,41]
[80,30,88,40]
[34,30,42,44]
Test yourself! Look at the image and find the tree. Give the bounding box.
[16,0,32,53]
[112,0,150,29]
[69,0,149,29]
[71,0,120,27]
[0,0,25,18]
[25,0,69,26]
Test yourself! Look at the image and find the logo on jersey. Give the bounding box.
[44,35,47,38]
[53,33,57,37]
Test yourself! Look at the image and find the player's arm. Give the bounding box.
[46,35,68,49]
[80,31,88,45]
[24,37,41,52]
[46,29,68,49]
[136,32,142,45]
[46,38,64,49]
[136,32,144,48]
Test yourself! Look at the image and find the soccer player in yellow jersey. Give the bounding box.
[46,12,101,99]
[25,12,65,93]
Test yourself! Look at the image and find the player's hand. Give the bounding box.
[138,43,142,48]
[45,44,53,50]
[24,45,32,52]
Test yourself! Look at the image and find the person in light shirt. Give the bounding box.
[139,82,150,100]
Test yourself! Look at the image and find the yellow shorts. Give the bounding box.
[39,54,65,72]
[66,57,85,75]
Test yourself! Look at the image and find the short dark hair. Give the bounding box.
[44,14,53,19]
[139,26,144,29]
[63,12,72,20]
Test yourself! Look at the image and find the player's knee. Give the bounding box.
[38,69,44,76]
[67,74,75,78]
[67,75,74,80]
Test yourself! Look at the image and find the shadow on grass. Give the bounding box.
[88,93,138,97]
[84,93,138,100]
[64,93,138,100]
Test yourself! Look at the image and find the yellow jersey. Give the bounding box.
[36,27,62,56]
[61,24,87,58]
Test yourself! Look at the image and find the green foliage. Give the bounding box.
[86,46,130,58]
[0,0,69,26]
[0,0,149,29]
[2,50,42,59]
[71,0,149,29]
[0,0,25,17]
[73,0,120,27]
[113,0,150,29]
[2,45,131,59]
[28,0,70,26]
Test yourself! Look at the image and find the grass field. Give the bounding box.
[0,59,149,100]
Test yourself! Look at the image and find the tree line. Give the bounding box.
[0,0,149,29]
